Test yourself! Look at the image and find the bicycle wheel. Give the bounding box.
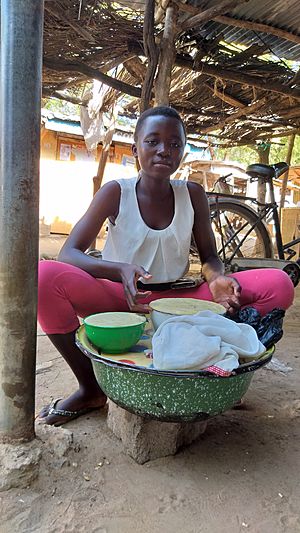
[208,199,273,264]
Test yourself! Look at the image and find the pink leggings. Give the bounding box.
[38,260,294,335]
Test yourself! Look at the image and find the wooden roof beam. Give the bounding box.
[129,42,300,100]
[123,57,147,83]
[44,5,96,43]
[256,128,300,138]
[42,89,86,106]
[204,83,247,108]
[44,57,142,98]
[191,62,300,101]
[214,15,300,46]
[200,97,266,133]
[179,0,249,32]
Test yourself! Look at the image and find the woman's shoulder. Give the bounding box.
[115,176,138,187]
[171,178,188,188]
[171,179,205,198]
[91,180,121,216]
[97,176,137,196]
[186,180,209,210]
[171,179,203,191]
[186,180,206,197]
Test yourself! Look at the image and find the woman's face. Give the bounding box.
[132,115,186,179]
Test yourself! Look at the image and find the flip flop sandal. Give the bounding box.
[42,398,100,427]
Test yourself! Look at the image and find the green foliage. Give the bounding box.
[270,136,300,165]
[216,136,300,166]
[42,98,80,116]
[216,144,257,166]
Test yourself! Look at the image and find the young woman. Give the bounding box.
[38,106,294,426]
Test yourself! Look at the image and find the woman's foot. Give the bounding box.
[38,388,107,426]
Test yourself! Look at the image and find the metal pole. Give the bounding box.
[0,1,44,442]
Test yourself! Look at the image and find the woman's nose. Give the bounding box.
[157,143,170,156]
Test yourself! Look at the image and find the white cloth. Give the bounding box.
[152,311,266,371]
[101,176,194,283]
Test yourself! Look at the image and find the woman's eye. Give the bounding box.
[146,140,157,145]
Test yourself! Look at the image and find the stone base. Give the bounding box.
[0,439,42,492]
[107,401,207,464]
[0,425,76,491]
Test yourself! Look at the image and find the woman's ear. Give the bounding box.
[132,143,140,171]
[132,143,138,157]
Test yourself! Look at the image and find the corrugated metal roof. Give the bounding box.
[191,0,300,60]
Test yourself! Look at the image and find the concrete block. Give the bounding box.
[107,401,207,464]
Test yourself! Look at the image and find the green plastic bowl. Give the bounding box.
[83,312,146,354]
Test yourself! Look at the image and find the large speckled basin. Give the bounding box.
[92,354,273,421]
[76,324,274,422]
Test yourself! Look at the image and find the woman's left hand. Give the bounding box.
[208,275,241,314]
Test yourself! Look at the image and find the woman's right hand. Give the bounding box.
[119,264,152,313]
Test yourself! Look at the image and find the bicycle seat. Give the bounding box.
[246,162,288,180]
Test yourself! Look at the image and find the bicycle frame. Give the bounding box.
[207,193,272,263]
[208,175,300,261]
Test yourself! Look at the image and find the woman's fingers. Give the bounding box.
[130,302,151,313]
[232,279,241,297]
[124,285,150,312]
[136,289,152,300]
[125,280,151,311]
[228,300,240,312]
[123,283,135,309]
[216,294,240,313]
[138,267,152,281]
[121,264,152,311]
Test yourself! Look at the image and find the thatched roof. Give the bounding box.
[43,1,300,145]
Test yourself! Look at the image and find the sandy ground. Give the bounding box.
[1,236,300,533]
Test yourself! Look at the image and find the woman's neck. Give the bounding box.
[137,171,172,197]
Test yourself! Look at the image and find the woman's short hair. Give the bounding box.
[134,106,186,142]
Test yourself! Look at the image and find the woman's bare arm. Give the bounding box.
[58,181,125,281]
[187,181,240,312]
[187,181,224,282]
[57,180,152,311]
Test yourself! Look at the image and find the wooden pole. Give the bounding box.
[155,3,178,106]
[140,0,158,112]
[280,133,296,211]
[0,1,44,442]
[89,122,115,251]
[257,142,271,206]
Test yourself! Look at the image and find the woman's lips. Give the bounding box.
[153,161,172,167]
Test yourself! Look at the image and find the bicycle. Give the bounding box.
[196,162,300,286]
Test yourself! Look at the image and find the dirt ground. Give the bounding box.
[1,235,300,533]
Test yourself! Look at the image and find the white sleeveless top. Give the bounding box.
[101,177,195,283]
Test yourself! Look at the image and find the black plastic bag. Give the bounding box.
[226,307,285,349]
